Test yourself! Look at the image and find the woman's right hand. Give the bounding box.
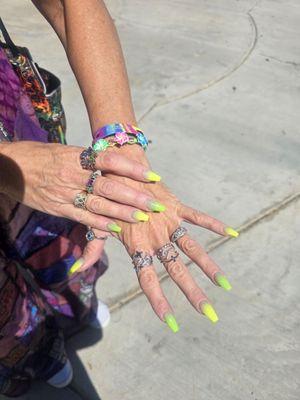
[0,141,164,233]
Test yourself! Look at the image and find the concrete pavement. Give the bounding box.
[0,0,299,399]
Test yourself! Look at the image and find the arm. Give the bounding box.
[32,0,137,133]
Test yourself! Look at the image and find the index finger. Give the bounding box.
[96,151,162,183]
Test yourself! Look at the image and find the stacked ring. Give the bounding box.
[86,227,108,241]
[86,170,101,194]
[132,250,153,274]
[156,243,179,263]
[170,226,188,242]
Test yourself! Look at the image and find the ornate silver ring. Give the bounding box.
[86,170,101,194]
[156,242,179,264]
[170,226,188,243]
[132,251,153,274]
[80,147,98,171]
[73,192,88,209]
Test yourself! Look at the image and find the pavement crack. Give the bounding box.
[138,12,258,123]
[259,54,300,68]
[109,190,300,313]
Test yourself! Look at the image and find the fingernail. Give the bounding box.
[68,257,84,276]
[148,200,166,212]
[144,170,161,182]
[214,272,232,291]
[107,223,122,233]
[133,210,149,222]
[164,313,180,333]
[225,226,239,238]
[200,302,219,323]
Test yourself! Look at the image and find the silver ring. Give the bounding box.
[86,170,101,194]
[86,227,108,241]
[156,243,179,263]
[132,251,153,273]
[170,226,188,242]
[73,192,88,209]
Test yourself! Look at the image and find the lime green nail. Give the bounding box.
[225,226,239,238]
[68,257,84,276]
[148,200,166,212]
[200,302,219,323]
[144,170,161,182]
[133,210,149,222]
[214,272,232,291]
[107,223,122,233]
[164,313,179,333]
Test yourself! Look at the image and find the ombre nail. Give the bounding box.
[133,210,149,222]
[214,272,232,291]
[200,302,219,323]
[107,223,122,233]
[225,226,239,238]
[144,170,162,182]
[164,313,179,333]
[148,200,166,212]
[68,257,84,276]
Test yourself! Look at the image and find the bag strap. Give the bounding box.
[0,17,19,57]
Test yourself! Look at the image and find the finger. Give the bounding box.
[136,264,178,331]
[176,234,232,291]
[95,150,161,182]
[159,254,219,323]
[77,228,109,273]
[91,176,164,212]
[60,203,122,234]
[180,205,239,237]
[84,193,150,223]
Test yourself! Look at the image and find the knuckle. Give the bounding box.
[140,269,157,290]
[98,179,116,196]
[74,208,86,225]
[88,196,104,213]
[101,152,118,170]
[181,238,198,254]
[167,261,186,279]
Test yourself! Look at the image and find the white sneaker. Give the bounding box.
[89,299,111,329]
[46,359,73,388]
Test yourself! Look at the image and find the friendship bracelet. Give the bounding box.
[93,123,143,141]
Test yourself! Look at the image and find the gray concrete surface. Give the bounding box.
[1,0,300,399]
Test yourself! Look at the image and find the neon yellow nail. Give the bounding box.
[133,210,149,222]
[107,223,122,233]
[214,273,232,291]
[164,313,179,333]
[200,302,219,323]
[144,171,161,182]
[225,226,239,238]
[148,200,166,212]
[68,257,84,276]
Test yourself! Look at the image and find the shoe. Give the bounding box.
[46,359,73,388]
[89,299,111,329]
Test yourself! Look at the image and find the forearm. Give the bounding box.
[33,0,137,132]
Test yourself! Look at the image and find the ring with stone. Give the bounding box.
[170,226,188,243]
[156,242,179,264]
[80,147,98,171]
[132,251,153,274]
[86,227,108,241]
[86,170,101,194]
[73,192,88,209]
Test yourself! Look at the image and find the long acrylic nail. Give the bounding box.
[214,272,232,291]
[164,313,180,333]
[200,302,219,323]
[133,210,149,222]
[144,170,162,182]
[148,200,166,212]
[107,223,122,233]
[68,257,84,276]
[225,226,239,238]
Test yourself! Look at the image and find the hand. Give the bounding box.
[88,145,239,330]
[0,141,165,233]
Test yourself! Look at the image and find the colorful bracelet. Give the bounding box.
[92,122,149,151]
